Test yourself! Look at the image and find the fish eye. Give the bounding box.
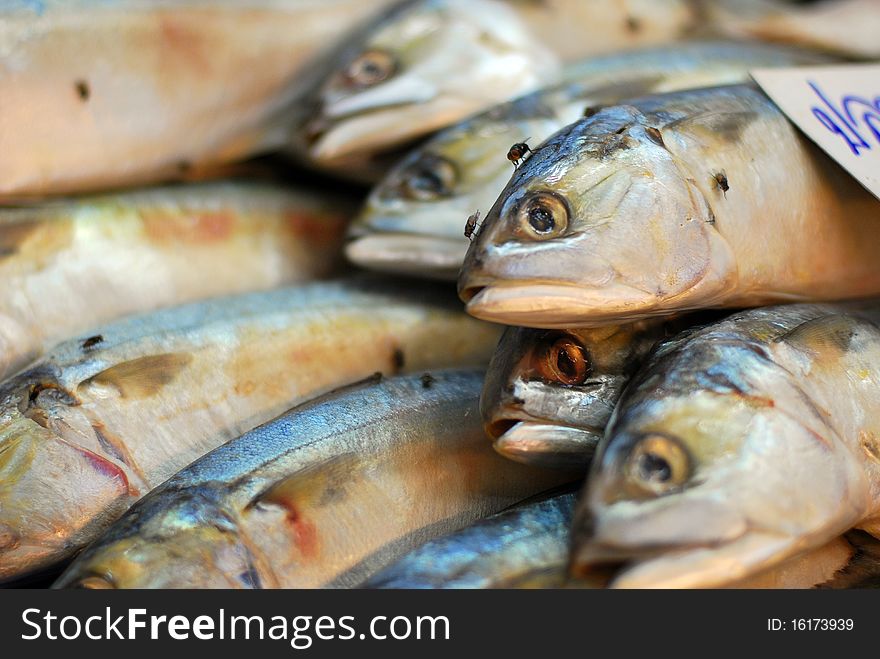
[515,192,569,240]
[399,154,458,200]
[624,433,691,496]
[538,336,590,385]
[74,575,116,589]
[344,49,397,88]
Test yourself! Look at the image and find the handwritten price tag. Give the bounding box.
[752,64,880,201]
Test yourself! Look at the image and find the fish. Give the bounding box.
[458,84,880,328]
[0,180,353,379]
[367,488,874,589]
[571,303,880,588]
[365,491,577,589]
[0,278,501,583]
[0,0,395,199]
[347,41,831,280]
[482,320,681,469]
[297,0,701,170]
[52,370,571,589]
[708,0,880,58]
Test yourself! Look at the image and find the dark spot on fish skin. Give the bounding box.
[81,335,103,351]
[625,16,641,33]
[512,395,525,406]
[420,373,435,389]
[614,126,627,136]
[707,207,717,225]
[583,106,600,118]
[177,160,192,174]
[644,126,665,148]
[79,353,194,399]
[391,348,405,373]
[74,80,90,101]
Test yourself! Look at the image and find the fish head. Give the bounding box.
[458,105,737,327]
[0,375,135,582]
[571,332,869,588]
[346,91,565,280]
[481,321,668,469]
[55,489,259,589]
[303,0,558,165]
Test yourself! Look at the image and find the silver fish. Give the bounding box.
[458,85,880,328]
[297,0,700,170]
[482,321,680,469]
[347,41,830,279]
[0,278,499,582]
[365,491,577,589]
[0,0,396,199]
[0,180,353,379]
[53,370,570,589]
[572,303,880,588]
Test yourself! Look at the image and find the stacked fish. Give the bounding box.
[1,0,879,589]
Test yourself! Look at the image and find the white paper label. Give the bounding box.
[751,64,880,201]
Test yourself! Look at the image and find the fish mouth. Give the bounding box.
[573,529,799,589]
[492,421,598,470]
[345,233,467,280]
[461,282,660,329]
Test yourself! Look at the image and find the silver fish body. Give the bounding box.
[348,41,831,279]
[53,371,570,589]
[0,0,396,199]
[0,278,500,582]
[0,180,353,379]
[572,303,880,588]
[459,85,880,328]
[366,491,576,589]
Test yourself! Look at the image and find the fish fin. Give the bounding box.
[79,353,193,399]
[245,453,362,560]
[776,315,857,354]
[247,453,361,513]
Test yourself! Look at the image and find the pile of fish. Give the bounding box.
[1,0,879,589]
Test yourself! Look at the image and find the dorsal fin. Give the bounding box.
[776,315,858,354]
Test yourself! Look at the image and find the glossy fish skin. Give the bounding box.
[53,371,570,589]
[459,85,880,328]
[366,492,576,589]
[300,0,698,168]
[0,181,353,379]
[482,321,677,469]
[348,41,830,279]
[709,0,880,58]
[0,279,500,583]
[572,303,880,588]
[0,0,394,198]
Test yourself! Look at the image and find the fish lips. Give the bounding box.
[571,498,759,588]
[492,421,598,470]
[460,281,661,329]
[345,233,467,281]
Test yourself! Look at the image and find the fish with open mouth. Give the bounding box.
[346,41,831,279]
[0,180,353,379]
[458,84,880,328]
[571,303,880,588]
[482,320,684,469]
[0,278,500,583]
[53,370,570,589]
[296,0,702,172]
